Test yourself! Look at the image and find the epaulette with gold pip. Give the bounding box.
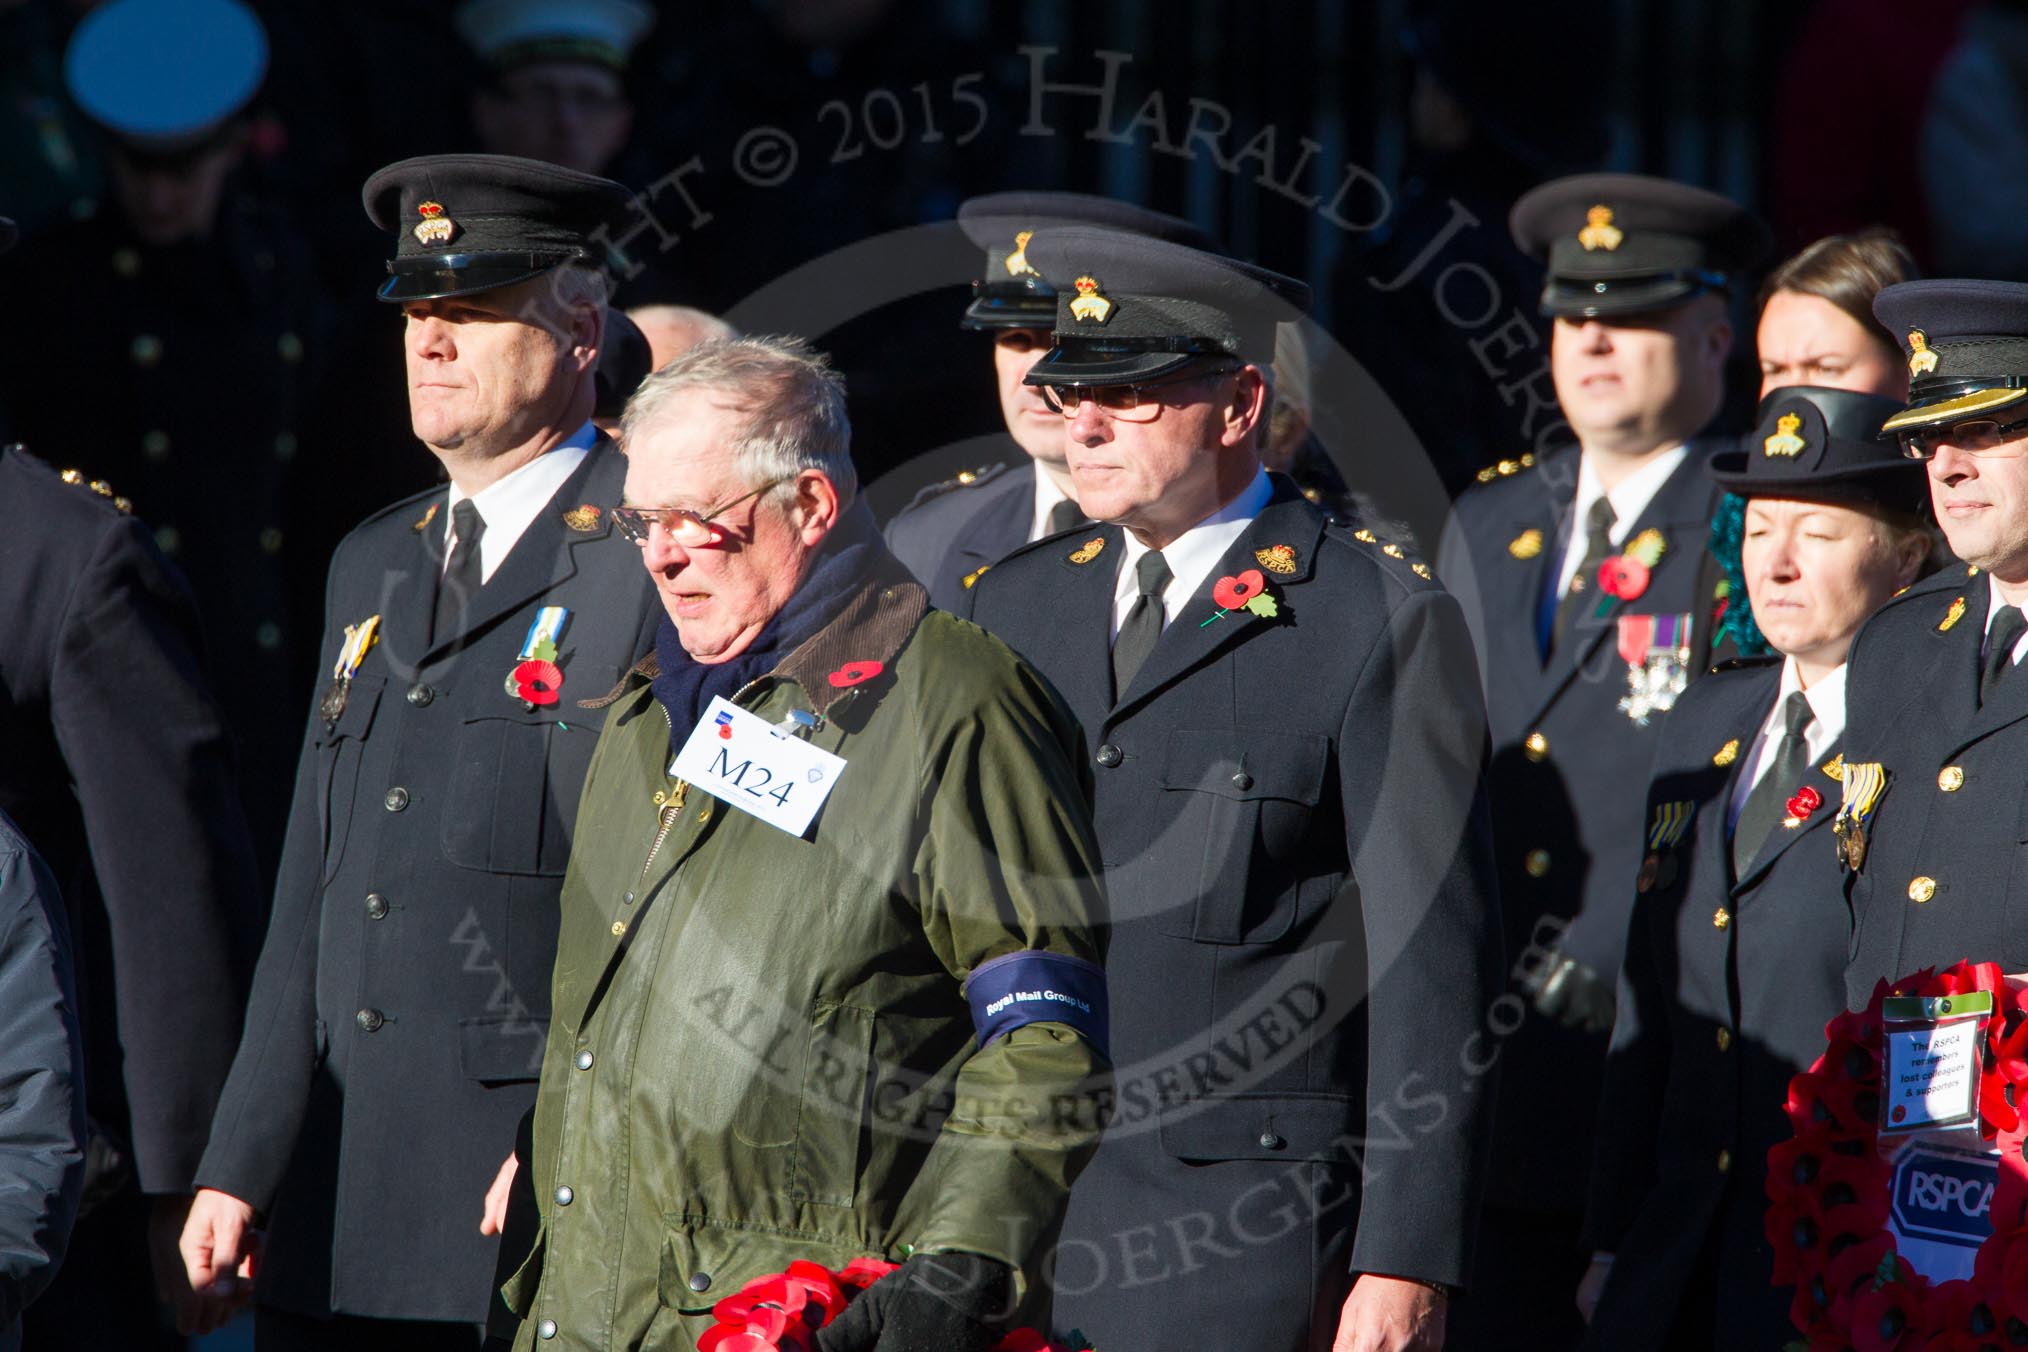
[58,467,133,514]
[899,462,1008,513]
[1473,452,1537,485]
[1341,524,1436,582]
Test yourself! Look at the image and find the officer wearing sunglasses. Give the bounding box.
[963,225,1500,1352]
[1839,279,2028,1012]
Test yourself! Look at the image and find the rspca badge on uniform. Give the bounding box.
[1763,413,1806,458]
[413,201,458,246]
[1614,612,1693,725]
[1068,275,1114,324]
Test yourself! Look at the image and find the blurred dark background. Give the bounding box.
[0,0,1995,884]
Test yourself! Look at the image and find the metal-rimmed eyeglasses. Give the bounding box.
[611,478,789,546]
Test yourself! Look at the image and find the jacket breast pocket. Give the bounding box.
[316,675,384,883]
[1157,729,1330,944]
[440,714,597,876]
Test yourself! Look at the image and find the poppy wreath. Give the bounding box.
[697,1257,1095,1352]
[1772,960,2028,1351]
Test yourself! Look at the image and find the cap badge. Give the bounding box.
[1908,329,1939,377]
[1069,275,1115,324]
[413,201,458,246]
[1255,544,1298,575]
[1578,204,1623,252]
[1763,413,1806,458]
[1005,230,1037,278]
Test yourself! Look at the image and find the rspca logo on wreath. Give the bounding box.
[1891,1146,1996,1247]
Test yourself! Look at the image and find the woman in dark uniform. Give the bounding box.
[1576,384,1937,1349]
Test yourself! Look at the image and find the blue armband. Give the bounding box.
[963,950,1108,1058]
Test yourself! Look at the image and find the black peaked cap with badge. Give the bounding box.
[362,153,636,302]
[1510,172,1771,318]
[1020,227,1311,386]
[1874,279,2028,433]
[1708,385,1926,514]
[957,192,1218,331]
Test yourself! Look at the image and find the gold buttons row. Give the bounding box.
[1908,876,1936,904]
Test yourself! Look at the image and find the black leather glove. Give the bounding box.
[814,1252,1013,1352]
[1527,953,1618,1033]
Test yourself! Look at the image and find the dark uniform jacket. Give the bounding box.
[1436,439,1724,1213]
[883,456,1037,611]
[0,812,87,1352]
[1843,564,2028,1006]
[966,478,1502,1352]
[0,444,261,1195]
[1583,660,1849,1350]
[196,440,659,1322]
[0,204,340,876]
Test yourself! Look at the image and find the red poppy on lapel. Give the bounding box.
[1598,555,1650,601]
[827,661,884,688]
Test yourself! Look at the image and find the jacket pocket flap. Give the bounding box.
[458,1015,549,1084]
[1161,730,1328,804]
[657,1219,868,1313]
[1159,1092,1356,1163]
[499,1228,545,1317]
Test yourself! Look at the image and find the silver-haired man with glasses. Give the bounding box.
[497,335,1113,1352]
[1839,279,2028,1007]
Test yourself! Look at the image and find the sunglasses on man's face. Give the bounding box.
[611,478,788,547]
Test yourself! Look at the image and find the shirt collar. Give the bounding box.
[1117,468,1273,604]
[1573,443,1690,546]
[1029,464,1075,541]
[1776,655,1847,755]
[443,421,597,579]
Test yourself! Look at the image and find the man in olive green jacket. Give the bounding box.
[498,337,1112,1352]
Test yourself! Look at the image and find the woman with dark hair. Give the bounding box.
[1577,387,1935,1349]
[1756,228,1918,399]
[1712,229,1924,659]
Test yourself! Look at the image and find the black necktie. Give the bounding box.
[1731,691,1815,878]
[1551,496,1618,656]
[1983,605,2026,706]
[1111,550,1171,698]
[434,499,486,644]
[1045,497,1083,537]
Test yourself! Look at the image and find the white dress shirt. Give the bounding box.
[1982,576,2028,667]
[443,422,596,582]
[1555,445,1691,597]
[1028,465,1077,542]
[1726,657,1847,829]
[1112,470,1274,638]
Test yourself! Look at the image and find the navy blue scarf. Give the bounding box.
[650,500,878,751]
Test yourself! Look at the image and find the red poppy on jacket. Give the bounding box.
[1212,569,1266,610]
[1598,555,1651,600]
[827,660,884,688]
